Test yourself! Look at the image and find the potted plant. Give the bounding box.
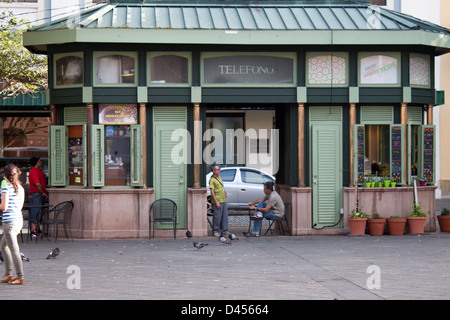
[437,208,450,232]
[368,213,386,236]
[387,216,406,236]
[364,176,371,188]
[348,209,369,235]
[383,176,391,187]
[407,203,428,234]
[391,180,397,188]
[417,177,427,187]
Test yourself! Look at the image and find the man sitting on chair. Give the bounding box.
[248,181,284,237]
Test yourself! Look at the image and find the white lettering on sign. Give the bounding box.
[218,65,278,75]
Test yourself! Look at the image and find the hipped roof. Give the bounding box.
[24,0,450,55]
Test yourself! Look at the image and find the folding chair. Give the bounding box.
[265,202,291,236]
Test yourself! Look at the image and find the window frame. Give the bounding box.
[54,52,84,88]
[305,52,349,88]
[93,52,138,87]
[358,52,401,87]
[409,53,431,89]
[147,52,192,87]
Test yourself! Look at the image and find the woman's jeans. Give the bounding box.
[252,201,277,235]
[0,220,24,279]
[29,193,44,225]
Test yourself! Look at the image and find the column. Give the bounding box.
[50,104,57,125]
[193,103,201,189]
[139,103,147,188]
[298,103,305,187]
[428,103,434,125]
[349,103,356,186]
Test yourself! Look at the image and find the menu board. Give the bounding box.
[390,125,403,183]
[423,126,435,183]
[356,126,365,184]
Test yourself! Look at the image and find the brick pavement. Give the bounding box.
[0,232,449,301]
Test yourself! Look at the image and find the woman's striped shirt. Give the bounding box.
[1,183,24,223]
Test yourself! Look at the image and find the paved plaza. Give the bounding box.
[0,198,448,302]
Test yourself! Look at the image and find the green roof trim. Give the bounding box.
[24,1,450,55]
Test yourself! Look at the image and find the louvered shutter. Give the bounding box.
[130,124,143,187]
[91,125,105,187]
[50,126,67,186]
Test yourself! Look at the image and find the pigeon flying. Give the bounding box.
[47,248,60,259]
[193,242,208,250]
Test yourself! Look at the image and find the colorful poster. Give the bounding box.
[99,104,138,124]
[308,55,346,85]
[360,55,398,85]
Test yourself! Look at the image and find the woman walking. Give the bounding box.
[0,164,25,285]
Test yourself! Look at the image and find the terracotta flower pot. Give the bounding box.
[387,218,406,236]
[348,218,368,235]
[368,218,386,236]
[407,217,426,234]
[437,215,450,232]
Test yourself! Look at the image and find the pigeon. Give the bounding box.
[20,252,29,262]
[46,248,60,259]
[219,236,232,245]
[228,233,239,241]
[186,230,192,238]
[193,242,208,250]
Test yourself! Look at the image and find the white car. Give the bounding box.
[206,167,275,210]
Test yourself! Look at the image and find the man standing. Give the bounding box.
[248,181,284,236]
[29,156,48,238]
[209,164,229,237]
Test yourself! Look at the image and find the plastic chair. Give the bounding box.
[149,198,177,239]
[41,201,74,242]
[265,202,291,236]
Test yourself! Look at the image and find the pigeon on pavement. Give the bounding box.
[228,233,239,240]
[193,242,208,250]
[186,230,192,238]
[20,252,29,262]
[219,236,232,245]
[46,248,60,259]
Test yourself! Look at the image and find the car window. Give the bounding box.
[241,170,266,184]
[220,169,236,182]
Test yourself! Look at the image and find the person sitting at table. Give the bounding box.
[28,156,48,239]
[247,181,284,237]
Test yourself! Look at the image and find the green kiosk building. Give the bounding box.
[23,0,450,238]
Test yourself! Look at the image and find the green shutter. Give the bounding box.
[91,125,105,187]
[419,125,436,184]
[82,124,88,186]
[130,124,143,187]
[353,125,365,185]
[49,126,67,186]
[360,106,394,124]
[390,124,404,185]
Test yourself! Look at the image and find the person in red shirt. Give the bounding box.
[28,156,48,238]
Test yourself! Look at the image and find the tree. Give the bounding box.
[0,10,48,99]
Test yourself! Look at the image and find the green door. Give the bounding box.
[311,124,342,229]
[153,107,187,230]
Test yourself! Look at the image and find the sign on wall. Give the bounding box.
[99,104,138,124]
[203,55,294,84]
[360,55,398,85]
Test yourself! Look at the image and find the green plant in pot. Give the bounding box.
[348,209,369,235]
[407,203,428,234]
[437,208,450,232]
[368,212,386,236]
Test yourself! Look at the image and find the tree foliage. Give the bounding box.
[0,10,48,98]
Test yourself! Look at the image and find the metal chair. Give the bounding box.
[41,201,74,242]
[206,200,213,230]
[265,202,291,236]
[149,198,177,239]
